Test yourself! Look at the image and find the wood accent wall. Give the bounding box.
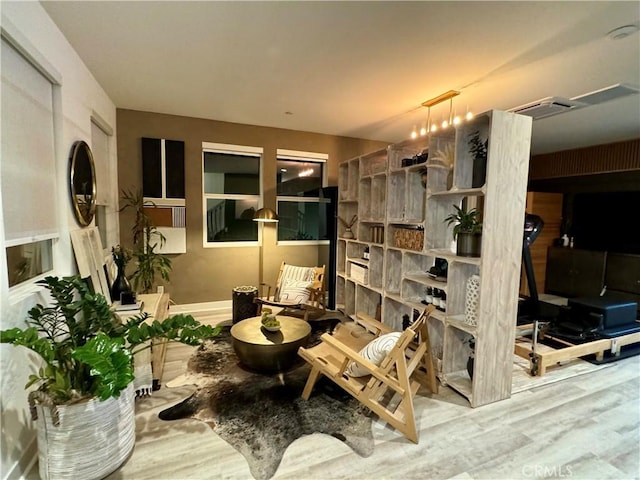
[524,137,639,299]
[529,138,640,180]
[520,192,563,297]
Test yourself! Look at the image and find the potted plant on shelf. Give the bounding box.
[444,204,482,257]
[0,275,219,480]
[119,188,172,293]
[468,130,488,188]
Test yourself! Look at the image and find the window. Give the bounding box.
[91,118,114,252]
[202,142,262,246]
[1,35,61,288]
[276,149,328,243]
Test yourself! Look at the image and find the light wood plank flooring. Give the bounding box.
[106,309,639,480]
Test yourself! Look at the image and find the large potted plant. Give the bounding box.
[444,204,482,257]
[0,275,219,480]
[119,188,172,293]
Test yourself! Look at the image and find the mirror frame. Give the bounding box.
[69,140,97,227]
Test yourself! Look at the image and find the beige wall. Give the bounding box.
[116,109,388,305]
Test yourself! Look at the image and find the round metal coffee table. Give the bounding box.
[230,316,311,372]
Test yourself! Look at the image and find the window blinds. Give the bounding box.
[1,38,58,247]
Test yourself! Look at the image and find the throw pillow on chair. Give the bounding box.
[279,279,313,304]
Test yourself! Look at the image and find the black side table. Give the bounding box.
[232,285,259,324]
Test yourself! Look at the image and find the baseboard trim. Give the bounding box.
[169,300,232,314]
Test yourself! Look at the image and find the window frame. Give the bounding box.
[202,142,263,248]
[2,23,62,296]
[276,149,329,246]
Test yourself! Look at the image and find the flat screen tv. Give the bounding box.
[572,191,640,254]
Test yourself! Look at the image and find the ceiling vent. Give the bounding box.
[510,97,585,120]
[572,83,640,105]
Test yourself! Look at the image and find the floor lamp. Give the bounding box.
[253,207,279,290]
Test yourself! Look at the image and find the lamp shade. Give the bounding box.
[253,207,279,222]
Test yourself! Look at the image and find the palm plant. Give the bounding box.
[119,188,172,293]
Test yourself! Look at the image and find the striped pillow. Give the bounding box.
[347,331,402,377]
[279,279,312,304]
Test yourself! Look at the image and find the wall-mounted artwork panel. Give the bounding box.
[141,137,186,253]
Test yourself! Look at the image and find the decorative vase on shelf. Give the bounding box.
[464,274,480,326]
[111,265,132,303]
[339,215,357,239]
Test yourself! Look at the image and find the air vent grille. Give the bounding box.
[511,84,639,121]
[510,97,585,120]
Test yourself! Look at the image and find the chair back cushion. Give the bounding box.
[279,279,313,304]
[275,264,317,301]
[347,331,402,377]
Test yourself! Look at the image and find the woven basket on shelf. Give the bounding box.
[393,228,424,251]
[36,383,136,480]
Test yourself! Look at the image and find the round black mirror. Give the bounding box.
[69,140,97,226]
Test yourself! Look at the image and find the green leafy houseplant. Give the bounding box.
[119,188,171,293]
[444,204,482,239]
[444,204,483,257]
[0,275,219,411]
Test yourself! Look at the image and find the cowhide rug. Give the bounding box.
[158,319,375,480]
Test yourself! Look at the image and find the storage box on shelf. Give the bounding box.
[348,261,369,284]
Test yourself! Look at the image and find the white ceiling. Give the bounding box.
[41,1,640,155]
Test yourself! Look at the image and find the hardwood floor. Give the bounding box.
[106,309,639,480]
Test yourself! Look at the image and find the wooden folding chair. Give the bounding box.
[255,261,327,321]
[298,305,438,443]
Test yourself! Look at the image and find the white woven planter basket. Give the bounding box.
[36,383,136,480]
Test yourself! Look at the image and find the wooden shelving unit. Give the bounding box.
[336,109,533,407]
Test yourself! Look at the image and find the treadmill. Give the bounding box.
[517,214,545,324]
